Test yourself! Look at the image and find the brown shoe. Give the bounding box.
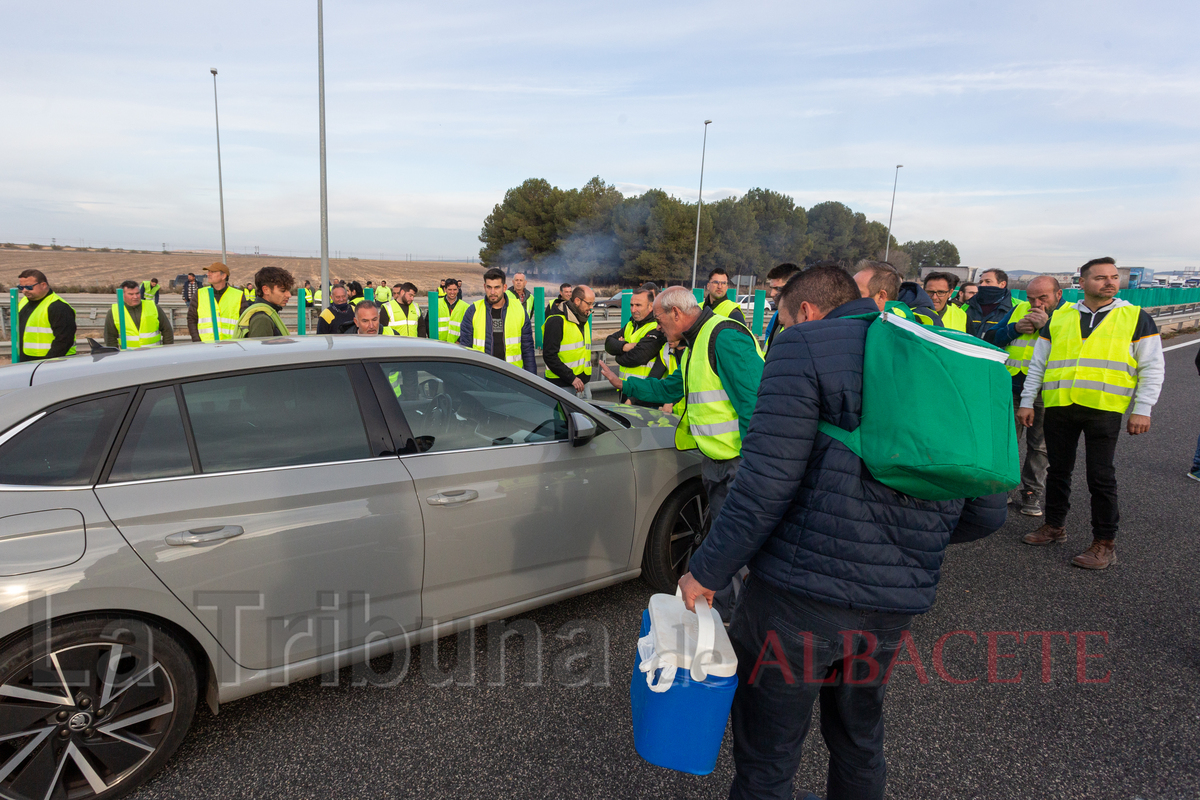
[1072,539,1117,569]
[1022,524,1067,545]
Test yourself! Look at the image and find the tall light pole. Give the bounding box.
[317,0,330,306]
[210,68,227,265]
[690,119,712,290]
[884,164,903,261]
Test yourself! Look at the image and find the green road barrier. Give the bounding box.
[693,288,704,305]
[116,290,127,349]
[534,287,545,348]
[753,289,766,335]
[427,291,439,340]
[621,290,632,329]
[365,287,375,302]
[9,288,18,363]
[297,291,307,335]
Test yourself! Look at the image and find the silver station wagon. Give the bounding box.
[0,336,708,799]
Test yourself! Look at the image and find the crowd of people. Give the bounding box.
[6,253,1187,798]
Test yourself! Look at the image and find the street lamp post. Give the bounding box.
[690,120,712,290]
[884,164,903,261]
[210,68,227,265]
[317,0,330,307]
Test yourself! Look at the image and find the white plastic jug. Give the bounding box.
[638,588,737,692]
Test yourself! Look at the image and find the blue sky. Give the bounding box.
[3,0,1198,272]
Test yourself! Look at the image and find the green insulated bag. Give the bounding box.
[818,311,1019,501]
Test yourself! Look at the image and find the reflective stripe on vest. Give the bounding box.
[197,286,243,341]
[675,316,763,460]
[545,315,592,379]
[1042,305,1140,413]
[617,319,658,380]
[940,303,967,333]
[438,298,468,342]
[1004,304,1038,376]
[17,293,76,357]
[235,302,289,338]
[383,300,420,336]
[469,299,526,366]
[111,301,162,348]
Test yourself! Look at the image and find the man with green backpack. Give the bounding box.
[677,265,1009,800]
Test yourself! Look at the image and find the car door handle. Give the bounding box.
[426,489,479,506]
[165,525,245,546]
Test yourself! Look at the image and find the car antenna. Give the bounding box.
[87,338,120,356]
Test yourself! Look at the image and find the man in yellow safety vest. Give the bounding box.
[188,262,245,341]
[381,282,426,337]
[1018,257,1164,568]
[923,271,968,331]
[105,280,174,348]
[543,284,595,395]
[990,275,1067,516]
[236,267,294,338]
[14,268,76,360]
[437,278,468,342]
[507,271,537,318]
[603,286,665,405]
[703,267,748,325]
[457,267,536,373]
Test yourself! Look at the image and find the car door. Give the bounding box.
[370,359,636,622]
[93,363,425,671]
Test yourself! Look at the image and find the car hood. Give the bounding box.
[588,400,678,429]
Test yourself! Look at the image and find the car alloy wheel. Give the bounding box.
[0,618,197,800]
[642,481,710,592]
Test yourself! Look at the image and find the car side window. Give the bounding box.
[379,360,568,454]
[107,387,194,483]
[0,393,130,486]
[181,366,372,474]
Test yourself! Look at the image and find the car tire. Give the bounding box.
[641,480,709,592]
[0,616,198,800]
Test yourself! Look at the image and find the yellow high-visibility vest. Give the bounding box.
[197,285,244,342]
[111,300,162,348]
[17,293,76,358]
[1042,305,1141,413]
[469,299,526,367]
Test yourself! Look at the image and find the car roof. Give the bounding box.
[0,336,482,432]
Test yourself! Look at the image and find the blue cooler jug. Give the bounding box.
[629,590,738,775]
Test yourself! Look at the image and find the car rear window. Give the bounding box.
[0,393,130,486]
[181,366,371,473]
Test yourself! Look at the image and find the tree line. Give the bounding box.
[478,177,960,283]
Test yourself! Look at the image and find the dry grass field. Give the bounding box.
[0,248,560,296]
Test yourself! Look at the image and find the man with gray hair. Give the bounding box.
[599,286,764,614]
[990,275,1067,515]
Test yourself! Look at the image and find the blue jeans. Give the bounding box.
[727,579,912,800]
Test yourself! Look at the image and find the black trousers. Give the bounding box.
[1044,404,1122,540]
[727,579,911,800]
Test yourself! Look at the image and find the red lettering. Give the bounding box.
[883,630,929,684]
[748,630,795,685]
[932,630,979,684]
[842,630,881,685]
[985,631,1022,684]
[801,632,836,685]
[1075,631,1111,684]
[1023,631,1070,683]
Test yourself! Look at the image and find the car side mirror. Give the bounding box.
[569,412,597,447]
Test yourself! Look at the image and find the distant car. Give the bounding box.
[1186,278,1200,287]
[0,337,704,799]
[592,291,627,311]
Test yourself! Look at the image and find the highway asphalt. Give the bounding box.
[133,332,1200,800]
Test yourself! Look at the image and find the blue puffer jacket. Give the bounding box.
[687,297,1007,616]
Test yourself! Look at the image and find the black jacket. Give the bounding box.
[687,297,1007,616]
[317,303,357,334]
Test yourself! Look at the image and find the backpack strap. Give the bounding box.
[817,420,862,456]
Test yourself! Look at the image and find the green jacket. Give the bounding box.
[621,308,763,443]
